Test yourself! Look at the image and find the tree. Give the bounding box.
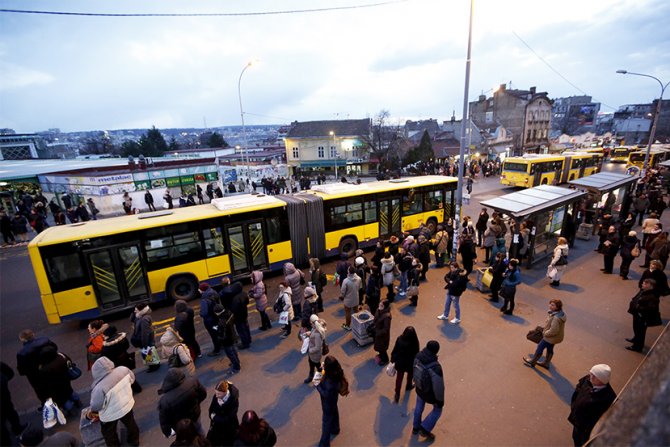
[120,140,141,157]
[168,137,180,152]
[360,110,403,171]
[138,126,168,157]
[403,130,434,166]
[80,132,116,155]
[207,132,228,148]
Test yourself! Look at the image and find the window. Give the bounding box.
[266,210,290,244]
[403,190,423,215]
[42,245,88,293]
[504,162,528,172]
[328,201,364,227]
[292,147,299,158]
[330,146,337,158]
[364,200,377,223]
[424,189,443,211]
[144,223,202,268]
[318,146,324,158]
[203,226,225,258]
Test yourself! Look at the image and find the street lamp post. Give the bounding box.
[616,70,669,175]
[330,131,338,181]
[238,61,254,184]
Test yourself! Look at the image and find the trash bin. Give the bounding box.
[351,310,374,346]
[475,268,491,293]
[576,223,593,241]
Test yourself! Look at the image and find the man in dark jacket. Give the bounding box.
[568,364,616,446]
[16,329,58,407]
[220,278,252,349]
[601,225,620,274]
[199,283,221,357]
[130,303,159,372]
[144,190,156,212]
[157,368,207,438]
[214,304,241,373]
[175,300,201,359]
[412,340,444,440]
[417,236,431,281]
[626,278,661,352]
[475,208,489,248]
[1,362,25,445]
[438,262,468,324]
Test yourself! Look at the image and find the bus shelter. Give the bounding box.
[480,185,586,267]
[568,172,638,224]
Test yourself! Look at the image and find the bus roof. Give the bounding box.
[30,194,287,246]
[504,154,564,162]
[302,175,457,200]
[560,152,593,158]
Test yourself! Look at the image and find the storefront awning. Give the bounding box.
[568,172,637,193]
[480,185,586,219]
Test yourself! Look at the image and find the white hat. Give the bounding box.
[406,235,414,242]
[589,364,611,384]
[355,256,365,266]
[310,314,319,324]
[628,230,637,237]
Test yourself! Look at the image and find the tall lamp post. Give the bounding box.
[238,61,254,183]
[329,131,338,181]
[616,70,669,175]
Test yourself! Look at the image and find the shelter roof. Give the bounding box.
[480,185,586,218]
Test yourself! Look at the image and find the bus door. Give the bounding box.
[85,243,150,310]
[226,221,268,275]
[378,197,401,239]
[533,166,542,187]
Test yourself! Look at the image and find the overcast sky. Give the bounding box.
[1,0,669,134]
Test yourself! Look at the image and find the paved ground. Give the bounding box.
[2,166,668,446]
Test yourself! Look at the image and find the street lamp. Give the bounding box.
[238,61,255,184]
[329,131,338,181]
[616,69,669,175]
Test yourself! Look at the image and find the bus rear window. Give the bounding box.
[504,162,528,172]
[629,153,645,162]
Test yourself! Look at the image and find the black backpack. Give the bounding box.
[413,359,438,394]
[273,296,284,314]
[319,271,328,288]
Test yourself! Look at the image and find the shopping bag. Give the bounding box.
[300,336,309,355]
[482,268,493,288]
[547,266,558,280]
[278,311,289,325]
[142,346,160,366]
[385,362,397,377]
[42,398,66,428]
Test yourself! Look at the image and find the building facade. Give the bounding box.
[551,95,600,136]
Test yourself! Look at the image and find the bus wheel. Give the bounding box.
[167,275,198,302]
[426,218,438,234]
[339,237,358,259]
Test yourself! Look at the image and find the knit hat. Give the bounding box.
[199,283,210,292]
[426,340,440,355]
[355,256,365,266]
[213,304,225,316]
[406,235,414,242]
[310,314,319,325]
[589,364,611,384]
[304,286,316,297]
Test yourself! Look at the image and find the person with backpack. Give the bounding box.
[548,237,569,287]
[174,300,201,360]
[437,261,468,324]
[412,340,444,441]
[314,355,349,447]
[309,258,327,313]
[213,304,241,374]
[198,283,221,357]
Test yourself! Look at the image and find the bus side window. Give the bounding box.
[43,251,88,292]
[364,200,377,223]
[530,164,536,174]
[424,190,443,212]
[403,191,423,215]
[204,227,225,257]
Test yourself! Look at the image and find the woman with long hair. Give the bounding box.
[523,299,566,369]
[314,356,349,447]
[390,326,420,403]
[235,410,277,446]
[373,300,392,365]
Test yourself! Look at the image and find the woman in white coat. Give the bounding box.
[548,237,569,287]
[159,326,196,377]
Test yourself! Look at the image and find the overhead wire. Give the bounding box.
[0,1,409,17]
[512,31,617,111]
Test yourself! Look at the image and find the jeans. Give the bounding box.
[319,405,340,447]
[533,339,554,359]
[443,293,460,319]
[204,323,221,353]
[223,345,240,371]
[399,271,408,295]
[235,321,252,347]
[413,395,442,433]
[101,410,140,447]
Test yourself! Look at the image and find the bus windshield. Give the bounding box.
[629,153,646,162]
[503,162,528,172]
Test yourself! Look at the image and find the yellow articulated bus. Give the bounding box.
[626,148,670,170]
[28,175,457,323]
[500,153,602,188]
[610,147,635,163]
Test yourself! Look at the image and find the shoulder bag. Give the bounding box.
[526,326,544,344]
[168,345,185,368]
[59,352,82,380]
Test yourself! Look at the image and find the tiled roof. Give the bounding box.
[286,119,371,138]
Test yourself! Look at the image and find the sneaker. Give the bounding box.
[279,333,288,339]
[437,314,448,320]
[450,318,461,324]
[341,324,351,331]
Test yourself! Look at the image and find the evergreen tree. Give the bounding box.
[138,126,168,157]
[207,132,228,148]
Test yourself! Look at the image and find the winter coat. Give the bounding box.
[37,345,74,408]
[308,327,324,364]
[174,300,198,348]
[483,225,497,248]
[283,263,305,305]
[413,348,445,406]
[381,257,395,286]
[568,375,616,436]
[207,383,240,447]
[87,323,109,370]
[335,257,350,283]
[340,272,361,308]
[641,217,659,234]
[130,306,154,349]
[549,244,569,281]
[628,288,661,325]
[390,334,420,373]
[638,268,670,298]
[620,235,640,259]
[502,267,521,288]
[216,308,237,347]
[248,271,268,312]
[542,310,566,345]
[222,282,248,323]
[373,307,392,353]
[650,237,669,261]
[602,232,620,257]
[310,267,325,295]
[433,230,449,254]
[277,288,294,320]
[90,357,135,423]
[199,288,220,327]
[160,327,196,377]
[17,336,58,400]
[158,368,207,437]
[301,292,319,327]
[100,332,135,370]
[476,212,489,232]
[445,268,468,296]
[316,376,340,418]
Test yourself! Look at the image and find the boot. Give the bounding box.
[393,391,400,403]
[523,354,538,368]
[536,353,553,369]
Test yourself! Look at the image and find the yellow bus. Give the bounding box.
[626,149,670,170]
[28,175,457,323]
[500,153,602,188]
[610,147,634,163]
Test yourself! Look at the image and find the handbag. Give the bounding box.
[555,253,568,266]
[321,340,329,356]
[59,352,82,380]
[631,245,641,258]
[526,326,544,344]
[300,336,309,355]
[385,362,397,377]
[406,285,419,297]
[168,345,185,368]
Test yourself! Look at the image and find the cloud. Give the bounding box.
[0,61,54,90]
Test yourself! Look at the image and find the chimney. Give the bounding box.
[499,84,506,92]
[530,86,536,95]
[479,95,486,102]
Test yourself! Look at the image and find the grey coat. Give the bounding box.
[340,273,361,308]
[284,262,305,305]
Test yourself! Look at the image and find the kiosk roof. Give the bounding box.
[480,185,586,218]
[568,172,637,192]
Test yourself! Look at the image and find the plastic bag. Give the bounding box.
[300,336,309,355]
[385,362,397,377]
[278,311,289,325]
[547,266,558,280]
[142,346,160,366]
[43,398,66,429]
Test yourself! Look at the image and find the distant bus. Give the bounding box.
[29,175,457,323]
[610,147,634,163]
[500,153,602,188]
[626,148,670,170]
